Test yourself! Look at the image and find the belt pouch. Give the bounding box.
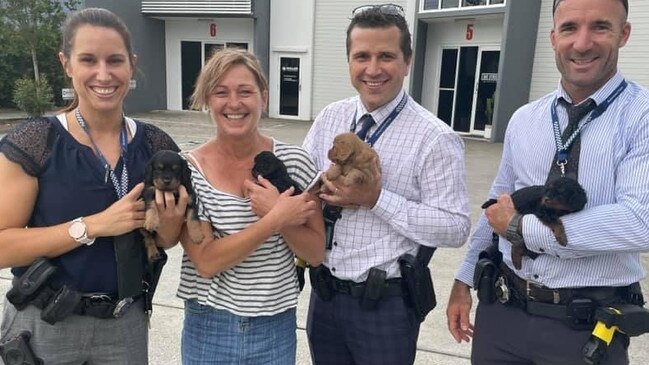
[309,265,335,301]
[399,253,436,321]
[360,267,387,310]
[0,331,43,365]
[40,285,81,325]
[473,257,498,304]
[6,258,57,310]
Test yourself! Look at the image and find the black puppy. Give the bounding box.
[251,151,303,195]
[142,150,203,262]
[251,151,310,291]
[482,177,587,268]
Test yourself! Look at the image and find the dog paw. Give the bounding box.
[144,208,160,232]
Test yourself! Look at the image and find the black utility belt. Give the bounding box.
[6,258,141,325]
[498,262,635,307]
[330,275,404,298]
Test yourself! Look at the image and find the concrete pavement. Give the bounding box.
[1,109,648,364]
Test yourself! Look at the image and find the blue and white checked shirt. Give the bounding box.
[304,91,471,282]
[457,72,649,288]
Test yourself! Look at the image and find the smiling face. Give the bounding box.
[59,25,135,115]
[551,0,630,103]
[348,25,411,112]
[207,63,268,139]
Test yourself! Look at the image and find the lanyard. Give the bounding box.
[75,108,130,198]
[349,93,408,147]
[551,80,627,166]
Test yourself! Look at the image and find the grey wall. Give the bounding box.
[252,0,271,84]
[491,0,542,142]
[85,0,167,113]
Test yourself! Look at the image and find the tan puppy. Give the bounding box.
[325,132,380,186]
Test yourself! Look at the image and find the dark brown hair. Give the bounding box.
[346,7,412,62]
[60,8,135,112]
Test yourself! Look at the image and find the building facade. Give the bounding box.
[86,0,649,142]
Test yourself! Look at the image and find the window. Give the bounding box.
[422,0,504,11]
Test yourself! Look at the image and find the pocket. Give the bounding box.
[0,299,19,341]
[184,299,210,315]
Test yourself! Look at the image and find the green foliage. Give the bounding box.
[0,0,80,108]
[13,75,54,117]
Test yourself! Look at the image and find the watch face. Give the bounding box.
[69,221,86,240]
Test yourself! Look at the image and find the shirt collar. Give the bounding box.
[556,71,625,107]
[354,90,406,126]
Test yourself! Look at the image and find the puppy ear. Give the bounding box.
[144,158,153,186]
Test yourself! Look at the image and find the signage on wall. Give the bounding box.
[210,23,217,37]
[466,24,474,41]
[480,73,498,82]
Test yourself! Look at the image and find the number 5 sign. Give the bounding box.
[466,24,474,41]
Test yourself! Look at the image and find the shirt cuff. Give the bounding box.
[521,215,555,256]
[370,188,402,220]
[455,260,476,288]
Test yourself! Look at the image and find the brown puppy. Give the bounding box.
[325,132,379,187]
[142,150,203,262]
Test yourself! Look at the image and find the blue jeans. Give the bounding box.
[181,300,296,365]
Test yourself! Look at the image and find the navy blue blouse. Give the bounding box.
[0,116,179,294]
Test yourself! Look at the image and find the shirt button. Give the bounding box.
[539,248,545,253]
[333,241,338,246]
[331,267,336,272]
[533,274,539,279]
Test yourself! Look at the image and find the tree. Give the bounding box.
[0,0,79,107]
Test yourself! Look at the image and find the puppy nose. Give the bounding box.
[162,177,172,185]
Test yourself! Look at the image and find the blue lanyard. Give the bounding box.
[551,80,627,165]
[75,108,130,198]
[349,93,408,147]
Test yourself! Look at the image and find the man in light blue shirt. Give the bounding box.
[447,0,649,364]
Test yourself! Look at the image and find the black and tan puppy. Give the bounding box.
[142,150,203,262]
[482,177,587,247]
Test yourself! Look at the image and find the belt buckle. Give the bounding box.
[495,276,510,304]
[112,297,134,318]
[86,294,111,303]
[526,281,560,304]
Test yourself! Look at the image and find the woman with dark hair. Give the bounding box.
[0,8,186,364]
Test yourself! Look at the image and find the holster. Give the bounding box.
[473,234,502,304]
[6,258,56,311]
[360,267,387,311]
[0,331,43,365]
[309,265,335,301]
[399,247,437,322]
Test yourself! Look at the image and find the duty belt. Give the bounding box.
[330,276,404,298]
[496,263,639,328]
[28,285,140,319]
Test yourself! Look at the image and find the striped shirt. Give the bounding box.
[456,72,649,288]
[303,91,471,282]
[177,140,319,317]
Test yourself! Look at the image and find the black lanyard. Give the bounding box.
[349,93,408,147]
[75,108,130,198]
[551,80,627,167]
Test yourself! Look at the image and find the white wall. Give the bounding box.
[164,17,254,110]
[421,16,504,114]
[269,0,315,120]
[529,0,649,101]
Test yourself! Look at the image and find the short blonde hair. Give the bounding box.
[190,48,269,110]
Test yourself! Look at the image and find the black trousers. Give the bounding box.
[306,291,420,365]
[472,300,630,365]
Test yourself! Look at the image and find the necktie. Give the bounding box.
[546,98,596,183]
[356,114,375,142]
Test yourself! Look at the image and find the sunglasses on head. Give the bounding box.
[351,3,405,17]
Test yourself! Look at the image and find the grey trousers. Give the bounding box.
[471,300,629,365]
[1,297,148,365]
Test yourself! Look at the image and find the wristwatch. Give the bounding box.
[505,213,524,246]
[68,217,95,246]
